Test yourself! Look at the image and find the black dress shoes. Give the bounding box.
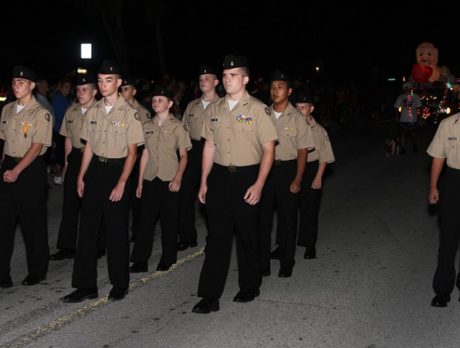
[21,274,46,286]
[129,262,148,273]
[108,287,128,301]
[270,247,280,260]
[49,249,75,261]
[0,277,13,289]
[278,267,292,278]
[177,241,198,251]
[431,293,450,307]
[304,247,317,259]
[233,289,260,303]
[62,288,98,303]
[192,298,219,314]
[156,262,172,271]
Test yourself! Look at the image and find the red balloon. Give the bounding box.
[411,63,433,83]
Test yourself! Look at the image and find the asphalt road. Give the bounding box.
[1,122,459,348]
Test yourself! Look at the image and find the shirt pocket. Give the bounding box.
[108,121,127,135]
[283,127,297,137]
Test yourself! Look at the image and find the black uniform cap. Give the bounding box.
[12,65,37,82]
[151,85,173,100]
[199,65,218,76]
[270,69,290,83]
[121,76,136,87]
[76,73,97,86]
[295,91,315,105]
[98,60,121,75]
[222,55,249,69]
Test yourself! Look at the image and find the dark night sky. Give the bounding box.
[2,1,459,85]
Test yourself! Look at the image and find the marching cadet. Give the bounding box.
[62,60,144,303]
[295,91,335,259]
[129,85,191,272]
[192,55,278,314]
[49,73,103,261]
[120,76,151,241]
[178,64,220,251]
[259,70,313,278]
[428,111,460,307]
[0,65,52,288]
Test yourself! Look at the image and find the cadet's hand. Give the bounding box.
[244,183,263,205]
[311,177,322,190]
[169,177,181,192]
[198,183,207,204]
[77,177,85,197]
[3,169,19,183]
[429,187,439,204]
[289,179,302,193]
[136,184,143,198]
[110,182,126,202]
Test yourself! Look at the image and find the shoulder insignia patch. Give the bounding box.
[134,112,140,121]
[265,107,270,116]
[45,113,50,122]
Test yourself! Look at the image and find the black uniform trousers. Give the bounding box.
[178,139,204,244]
[197,163,262,300]
[259,160,299,271]
[130,178,179,265]
[72,157,130,289]
[128,148,143,238]
[298,160,322,247]
[433,167,460,295]
[0,155,49,281]
[56,148,82,251]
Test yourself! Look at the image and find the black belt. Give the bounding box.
[93,155,125,164]
[72,147,84,153]
[214,163,258,173]
[4,155,22,163]
[273,159,296,166]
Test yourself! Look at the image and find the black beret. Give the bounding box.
[76,73,97,86]
[151,85,173,100]
[222,55,249,69]
[295,91,315,105]
[121,76,136,87]
[98,60,121,75]
[199,64,218,76]
[270,69,290,83]
[12,65,37,82]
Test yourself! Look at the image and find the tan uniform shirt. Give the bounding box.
[143,114,192,181]
[202,92,278,166]
[182,96,221,141]
[59,100,96,149]
[306,117,335,163]
[80,97,144,158]
[0,96,52,157]
[427,112,460,169]
[270,103,314,161]
[131,99,151,126]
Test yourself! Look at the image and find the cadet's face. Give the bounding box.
[120,85,136,101]
[61,82,72,96]
[222,68,247,95]
[199,74,217,93]
[295,103,314,116]
[152,96,172,113]
[12,78,34,99]
[98,74,121,97]
[270,81,291,104]
[77,84,96,106]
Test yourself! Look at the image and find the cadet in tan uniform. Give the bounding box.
[62,60,144,303]
[428,112,460,307]
[295,91,335,259]
[192,55,278,314]
[259,71,313,278]
[0,65,52,288]
[49,73,100,261]
[130,86,191,272]
[120,76,151,241]
[178,65,221,251]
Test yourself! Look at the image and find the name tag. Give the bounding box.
[90,121,97,124]
[1,120,7,124]
[68,120,74,124]
[145,131,154,135]
[448,137,457,140]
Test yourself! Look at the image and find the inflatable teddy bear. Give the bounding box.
[413,42,454,83]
